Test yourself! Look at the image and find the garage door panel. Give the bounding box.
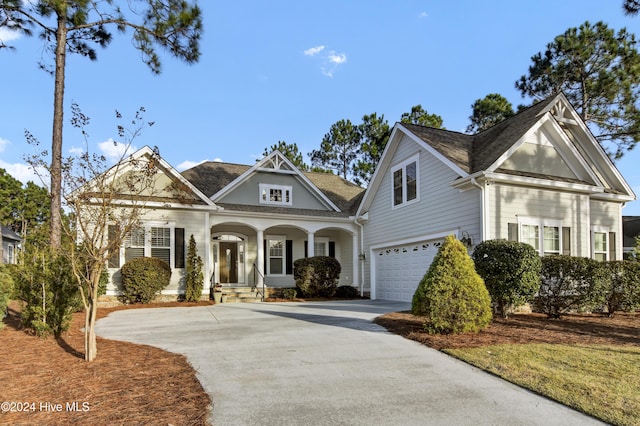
[375,240,442,302]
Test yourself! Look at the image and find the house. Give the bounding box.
[1,225,21,265]
[103,150,365,299]
[101,92,635,302]
[622,216,640,255]
[356,93,635,301]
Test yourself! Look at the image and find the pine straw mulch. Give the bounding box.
[0,300,214,426]
[374,310,640,351]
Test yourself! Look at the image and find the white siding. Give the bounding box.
[362,134,480,294]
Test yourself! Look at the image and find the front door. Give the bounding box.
[219,241,238,284]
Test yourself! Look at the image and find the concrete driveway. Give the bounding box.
[96,300,602,425]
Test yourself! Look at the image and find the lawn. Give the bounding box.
[375,311,640,426]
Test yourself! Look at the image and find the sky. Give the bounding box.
[2,1,640,212]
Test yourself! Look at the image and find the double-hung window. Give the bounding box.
[121,223,175,267]
[592,227,616,261]
[391,155,419,208]
[518,218,563,256]
[267,236,285,275]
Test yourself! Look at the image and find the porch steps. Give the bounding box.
[218,286,263,303]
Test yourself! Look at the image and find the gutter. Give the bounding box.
[470,177,485,242]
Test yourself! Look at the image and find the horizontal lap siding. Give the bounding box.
[362,135,480,291]
[487,184,590,256]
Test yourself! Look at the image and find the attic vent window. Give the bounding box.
[259,183,292,206]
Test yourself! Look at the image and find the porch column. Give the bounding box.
[307,232,315,257]
[256,228,264,287]
[352,233,359,287]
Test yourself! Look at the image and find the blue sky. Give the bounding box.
[2,1,640,212]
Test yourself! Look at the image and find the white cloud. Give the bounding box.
[0,137,8,152]
[0,160,48,186]
[0,27,22,45]
[68,146,84,155]
[304,45,325,56]
[419,11,428,18]
[305,46,347,78]
[176,158,222,171]
[98,138,137,161]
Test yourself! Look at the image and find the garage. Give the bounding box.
[373,239,443,302]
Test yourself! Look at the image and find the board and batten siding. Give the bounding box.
[361,134,480,292]
[487,183,591,257]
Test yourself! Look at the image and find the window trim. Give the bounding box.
[390,154,420,209]
[266,235,286,276]
[313,237,329,257]
[259,183,292,206]
[517,217,563,256]
[116,221,176,269]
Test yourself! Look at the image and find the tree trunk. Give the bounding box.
[84,270,101,362]
[50,12,67,249]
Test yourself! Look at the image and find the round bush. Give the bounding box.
[121,257,171,304]
[472,240,541,318]
[334,285,360,299]
[294,256,341,298]
[412,235,492,334]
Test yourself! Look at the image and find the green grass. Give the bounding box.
[444,344,640,426]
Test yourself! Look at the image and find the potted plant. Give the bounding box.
[213,284,223,303]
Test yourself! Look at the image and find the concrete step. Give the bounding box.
[217,287,264,303]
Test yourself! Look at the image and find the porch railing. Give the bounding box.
[252,263,265,302]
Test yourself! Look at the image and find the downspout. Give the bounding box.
[470,177,485,242]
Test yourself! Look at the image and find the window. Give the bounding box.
[391,155,419,207]
[120,223,176,268]
[259,184,292,206]
[7,244,14,264]
[267,236,285,275]
[314,237,329,256]
[518,218,563,256]
[593,232,607,261]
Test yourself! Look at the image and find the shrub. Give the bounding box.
[293,256,341,298]
[472,240,541,318]
[121,257,171,304]
[412,235,492,334]
[0,266,14,328]
[282,288,298,299]
[537,256,602,318]
[184,235,204,302]
[335,285,360,299]
[594,260,640,316]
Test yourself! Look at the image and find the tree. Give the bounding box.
[1,0,203,249]
[309,119,361,180]
[263,141,309,171]
[412,235,492,334]
[400,105,444,128]
[466,93,515,133]
[472,240,541,318]
[184,234,204,302]
[0,168,23,228]
[27,104,160,361]
[624,0,640,15]
[353,113,391,186]
[515,21,640,159]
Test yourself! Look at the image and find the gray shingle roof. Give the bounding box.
[1,225,21,242]
[402,95,559,174]
[181,162,365,216]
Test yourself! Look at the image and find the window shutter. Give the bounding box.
[263,239,267,272]
[507,223,519,242]
[286,240,293,275]
[562,227,571,256]
[107,225,120,268]
[329,241,336,258]
[609,232,617,260]
[304,241,308,258]
[174,228,185,268]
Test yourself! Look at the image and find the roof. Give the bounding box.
[181,162,365,216]
[401,96,558,174]
[1,225,21,242]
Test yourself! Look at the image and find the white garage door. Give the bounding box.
[374,239,443,302]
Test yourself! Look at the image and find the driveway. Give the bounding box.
[96,300,603,425]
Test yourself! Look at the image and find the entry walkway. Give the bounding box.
[96,300,603,425]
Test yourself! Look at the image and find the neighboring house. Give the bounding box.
[100,92,635,302]
[622,216,640,255]
[356,93,635,302]
[103,149,364,298]
[1,225,21,265]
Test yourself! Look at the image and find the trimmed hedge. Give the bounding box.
[293,256,341,298]
[412,235,492,334]
[121,257,171,304]
[595,260,640,316]
[537,255,602,318]
[472,240,541,318]
[335,285,360,299]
